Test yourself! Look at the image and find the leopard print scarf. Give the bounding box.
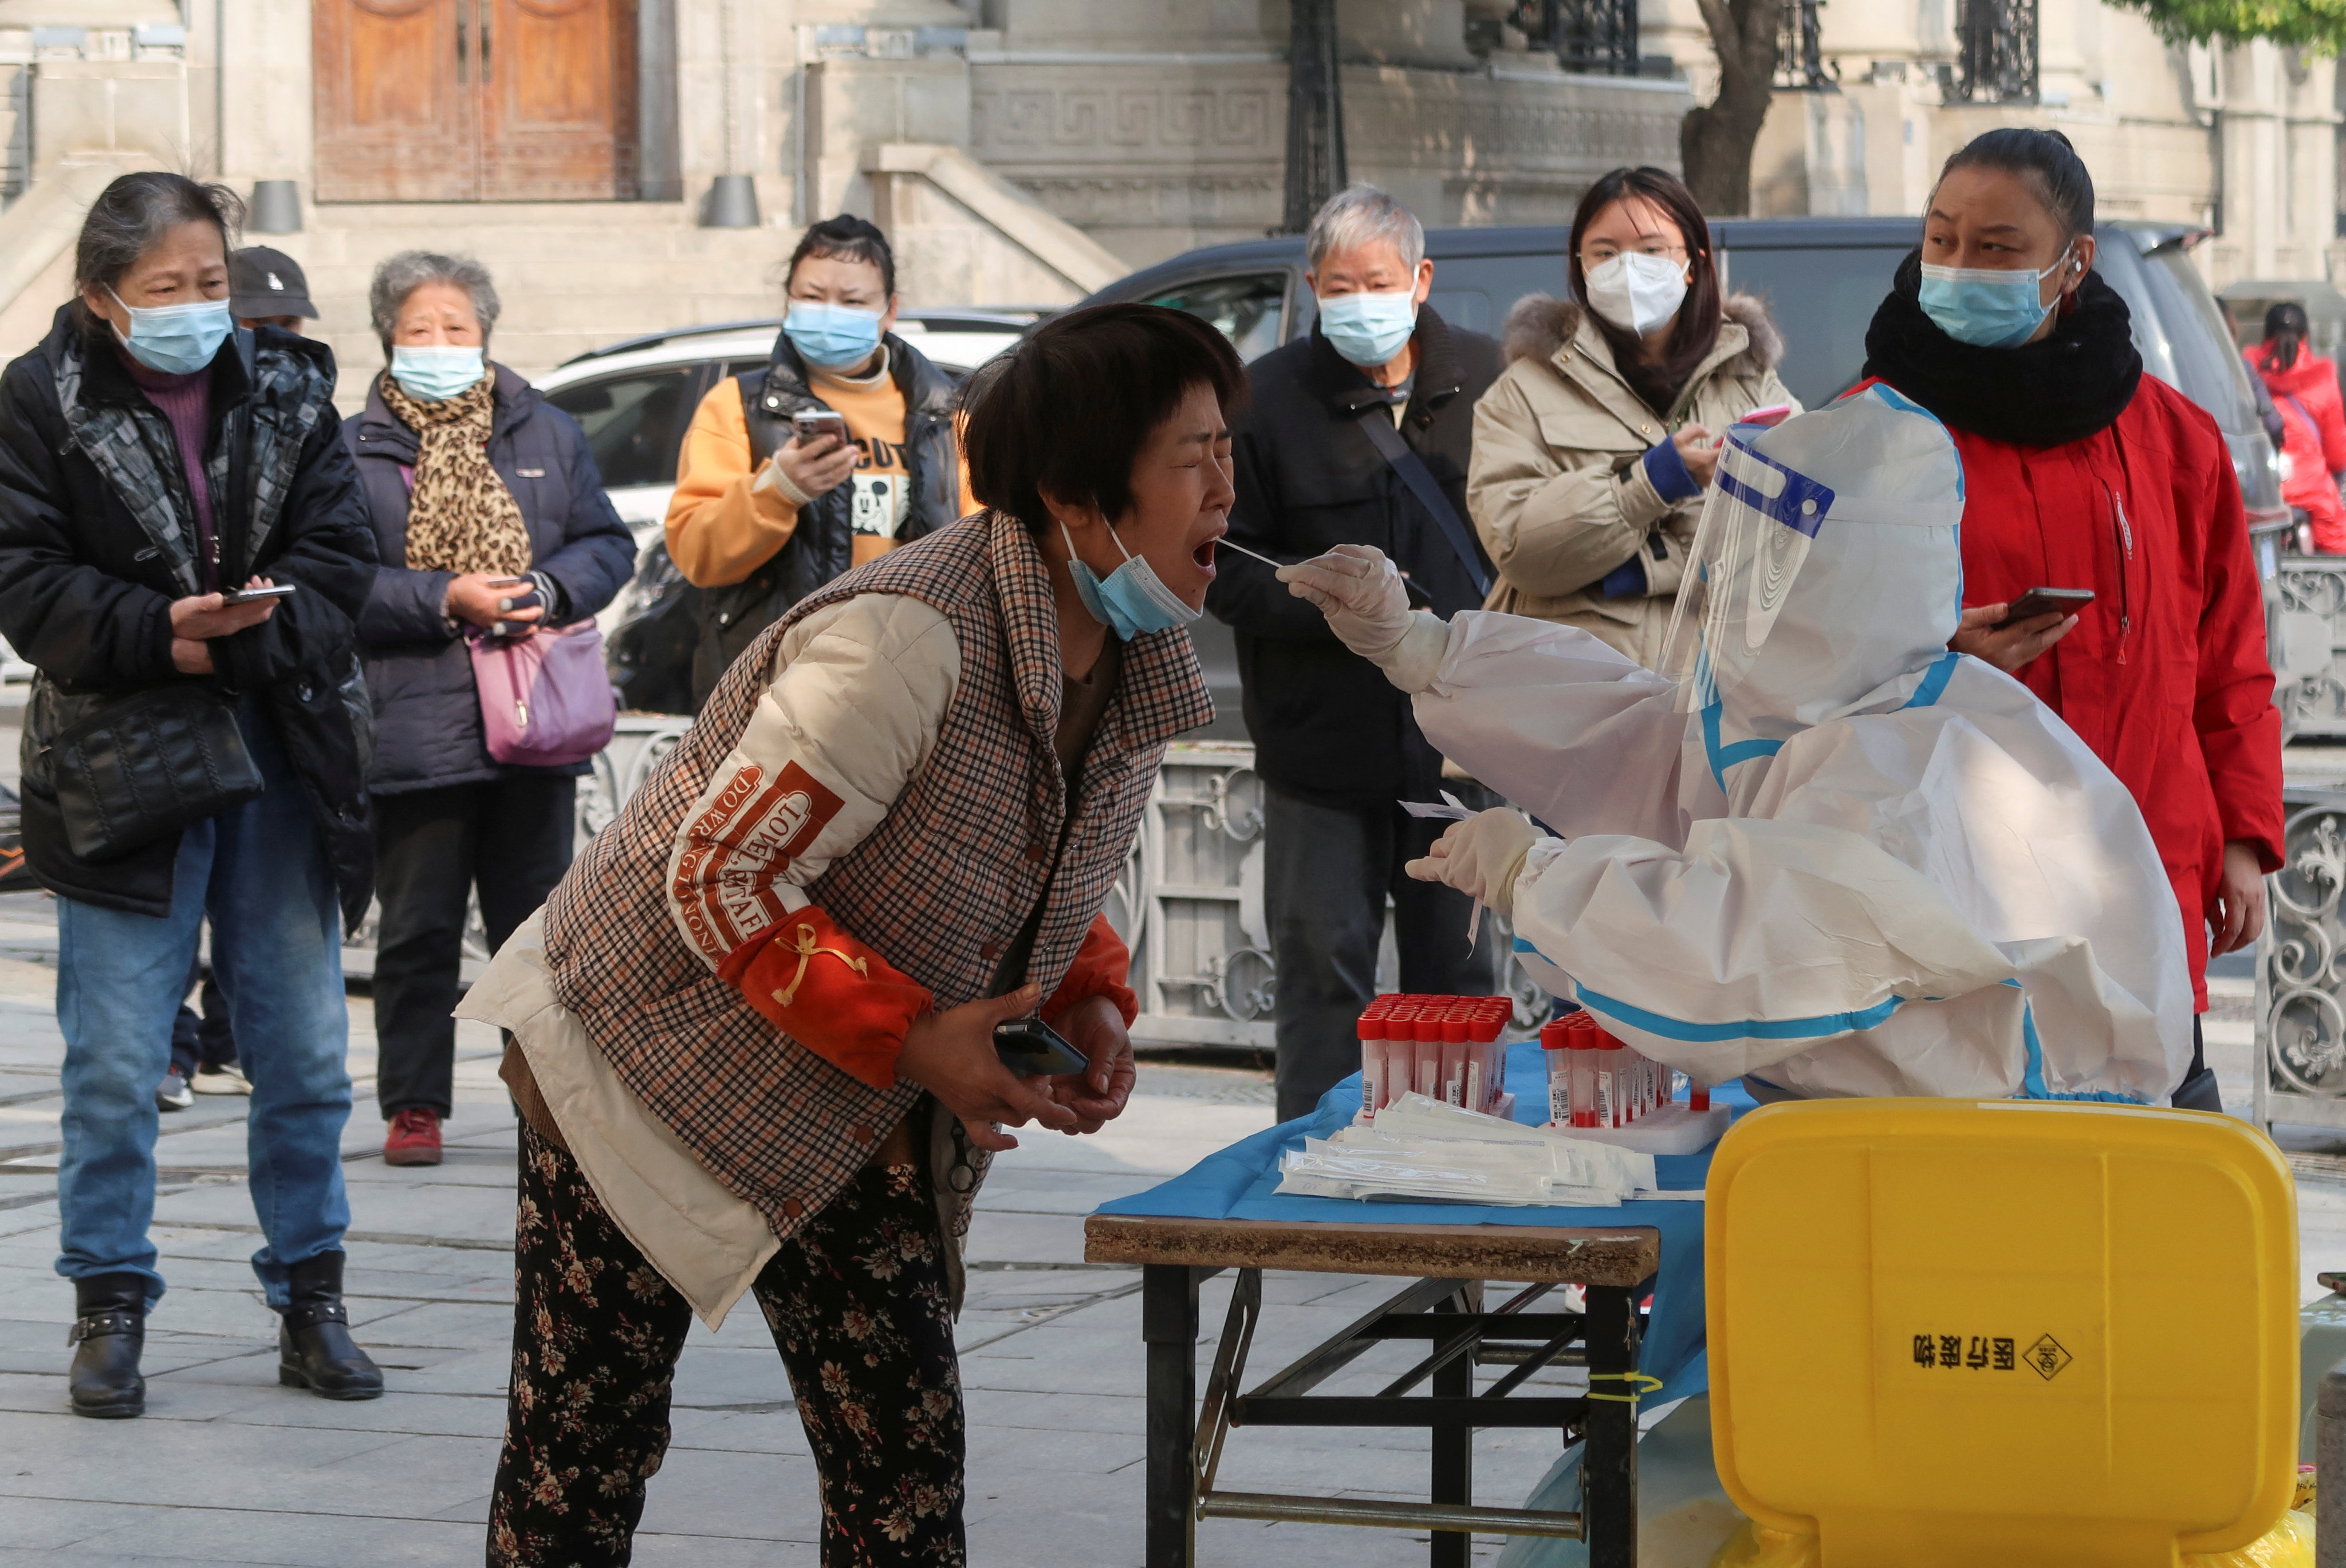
[380,370,532,577]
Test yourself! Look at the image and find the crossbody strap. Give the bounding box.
[1355,405,1491,598]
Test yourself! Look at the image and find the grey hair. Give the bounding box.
[369,250,500,353]
[74,172,243,306]
[1305,183,1424,273]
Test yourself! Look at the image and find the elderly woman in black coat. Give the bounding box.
[0,172,381,1417]
[350,250,635,1168]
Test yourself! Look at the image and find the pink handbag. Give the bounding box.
[468,620,617,767]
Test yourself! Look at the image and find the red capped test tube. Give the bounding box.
[1412,1010,1443,1100]
[1540,1019,1573,1125]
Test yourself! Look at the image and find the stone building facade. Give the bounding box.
[1686,0,2342,287]
[0,1,1688,376]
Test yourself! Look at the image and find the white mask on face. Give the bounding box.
[1581,252,1690,337]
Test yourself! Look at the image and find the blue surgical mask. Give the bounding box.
[1316,288,1418,368]
[107,287,233,376]
[785,302,886,370]
[1918,249,2076,349]
[1060,518,1202,641]
[390,345,486,401]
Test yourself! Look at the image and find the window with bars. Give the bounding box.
[1951,0,2038,103]
[1511,0,1640,77]
[1776,0,1835,90]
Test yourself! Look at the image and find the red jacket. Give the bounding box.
[2245,346,2346,539]
[1871,372,2281,1006]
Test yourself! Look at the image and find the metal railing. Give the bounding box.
[1950,0,2038,104]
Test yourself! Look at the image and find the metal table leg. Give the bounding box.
[1581,1285,1643,1568]
[1143,1263,1203,1568]
[1428,1287,1474,1568]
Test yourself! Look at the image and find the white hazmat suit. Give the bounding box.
[1281,384,2191,1102]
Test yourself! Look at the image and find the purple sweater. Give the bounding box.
[122,352,216,587]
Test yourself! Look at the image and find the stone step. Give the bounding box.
[265,205,801,389]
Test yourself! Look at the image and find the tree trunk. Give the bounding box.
[1679,0,1790,216]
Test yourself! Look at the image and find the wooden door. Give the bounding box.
[314,0,635,203]
[314,0,479,202]
[479,0,637,200]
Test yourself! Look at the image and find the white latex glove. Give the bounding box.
[1404,807,1540,919]
[1277,543,1450,692]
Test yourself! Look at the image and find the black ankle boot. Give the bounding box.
[277,1250,383,1401]
[68,1272,147,1419]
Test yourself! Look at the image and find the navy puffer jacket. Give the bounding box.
[349,364,637,795]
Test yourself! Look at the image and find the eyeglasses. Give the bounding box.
[1577,243,1690,266]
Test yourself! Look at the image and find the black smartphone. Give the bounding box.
[482,576,542,638]
[1400,573,1434,610]
[1995,586,2093,628]
[993,1016,1089,1077]
[220,583,297,604]
[792,408,849,447]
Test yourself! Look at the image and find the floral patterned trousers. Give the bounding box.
[487,1122,966,1566]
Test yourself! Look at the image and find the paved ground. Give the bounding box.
[2,680,2342,1564]
[0,887,1611,1565]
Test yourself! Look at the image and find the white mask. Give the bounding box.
[1582,252,1689,337]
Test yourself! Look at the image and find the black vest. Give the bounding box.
[689,332,962,708]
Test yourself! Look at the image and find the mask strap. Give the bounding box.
[1060,515,1136,570]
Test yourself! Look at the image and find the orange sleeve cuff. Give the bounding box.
[1042,914,1139,1030]
[717,908,932,1090]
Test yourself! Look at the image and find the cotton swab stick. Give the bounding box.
[1217,537,1286,569]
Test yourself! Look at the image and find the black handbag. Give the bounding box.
[40,680,263,862]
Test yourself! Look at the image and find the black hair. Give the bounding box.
[961,303,1247,538]
[1566,166,1722,416]
[2261,301,2312,373]
[1936,128,2096,239]
[73,172,243,332]
[785,214,895,300]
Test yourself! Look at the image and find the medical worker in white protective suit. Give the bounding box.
[1279,384,2194,1102]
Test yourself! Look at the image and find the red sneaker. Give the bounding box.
[383,1107,442,1167]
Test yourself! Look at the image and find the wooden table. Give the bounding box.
[1085,1213,1664,1568]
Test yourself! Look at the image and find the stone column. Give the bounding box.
[212,0,312,192]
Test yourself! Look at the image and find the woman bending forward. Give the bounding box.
[465,302,1239,1566]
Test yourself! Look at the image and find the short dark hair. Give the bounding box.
[786,214,895,298]
[962,303,1247,537]
[1566,167,1721,417]
[1936,128,2095,241]
[74,172,243,330]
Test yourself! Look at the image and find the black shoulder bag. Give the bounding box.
[27,343,267,861]
[1355,406,1492,598]
[32,677,262,863]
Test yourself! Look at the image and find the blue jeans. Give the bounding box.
[54,706,353,1310]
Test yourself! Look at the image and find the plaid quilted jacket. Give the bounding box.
[542,509,1213,1243]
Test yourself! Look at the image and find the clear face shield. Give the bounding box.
[1656,424,1837,716]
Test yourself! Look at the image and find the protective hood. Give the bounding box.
[1658,385,1966,774]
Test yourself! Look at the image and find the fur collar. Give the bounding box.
[1500,291,1784,378]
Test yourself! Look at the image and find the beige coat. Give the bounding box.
[1466,293,1796,668]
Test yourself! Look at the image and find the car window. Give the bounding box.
[545,368,701,491]
[2137,242,2258,432]
[1146,273,1288,361]
[1714,245,1910,409]
[721,358,768,383]
[1419,252,1571,338]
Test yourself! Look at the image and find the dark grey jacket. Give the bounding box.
[349,365,636,795]
[1207,307,1499,805]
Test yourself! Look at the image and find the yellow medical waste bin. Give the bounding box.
[1705,1099,2297,1567]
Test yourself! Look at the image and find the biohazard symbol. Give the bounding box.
[2025,1334,2073,1381]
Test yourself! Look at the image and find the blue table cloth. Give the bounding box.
[1096,1041,1756,1400]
